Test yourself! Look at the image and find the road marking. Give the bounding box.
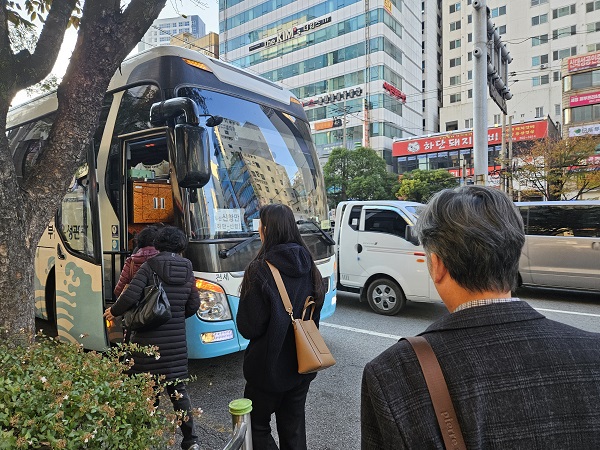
[321,308,600,340]
[321,322,402,340]
[535,307,600,318]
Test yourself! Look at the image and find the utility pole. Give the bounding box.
[508,115,514,199]
[343,98,348,149]
[473,0,512,186]
[500,112,507,192]
[473,0,488,185]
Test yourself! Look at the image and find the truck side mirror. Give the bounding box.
[405,225,420,246]
[174,124,211,189]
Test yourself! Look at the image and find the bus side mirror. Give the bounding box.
[174,124,210,189]
[405,225,420,246]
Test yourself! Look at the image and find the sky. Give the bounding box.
[12,0,219,106]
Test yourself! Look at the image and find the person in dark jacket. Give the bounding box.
[237,204,326,450]
[114,225,159,297]
[361,186,600,449]
[104,226,201,450]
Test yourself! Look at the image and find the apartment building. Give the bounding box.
[138,15,206,52]
[440,0,600,133]
[219,0,428,167]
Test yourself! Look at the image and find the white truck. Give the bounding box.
[333,200,442,315]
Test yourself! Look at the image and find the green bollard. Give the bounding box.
[228,398,253,450]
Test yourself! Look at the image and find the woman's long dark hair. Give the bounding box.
[241,204,325,305]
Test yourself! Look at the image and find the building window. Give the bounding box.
[498,25,506,35]
[588,43,600,52]
[449,2,461,13]
[491,6,506,17]
[468,70,473,80]
[467,89,473,98]
[531,54,549,66]
[446,120,459,131]
[467,33,472,43]
[468,14,472,24]
[449,57,462,67]
[553,47,577,61]
[588,1,600,13]
[571,104,600,122]
[531,14,548,26]
[553,71,561,82]
[553,4,576,18]
[493,114,501,124]
[532,34,549,46]
[468,52,472,61]
[535,107,544,118]
[553,26,576,40]
[450,20,461,31]
[555,104,561,116]
[450,39,461,50]
[450,93,462,103]
[465,118,473,128]
[587,22,600,33]
[532,75,550,86]
[449,75,461,85]
[532,0,548,5]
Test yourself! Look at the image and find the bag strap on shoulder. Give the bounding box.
[266,261,294,322]
[404,336,467,450]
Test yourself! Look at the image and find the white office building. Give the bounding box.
[440,0,600,133]
[138,15,206,52]
[219,0,429,167]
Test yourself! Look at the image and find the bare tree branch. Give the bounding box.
[12,0,78,91]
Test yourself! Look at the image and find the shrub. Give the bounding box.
[0,333,182,449]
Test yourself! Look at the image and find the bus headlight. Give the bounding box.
[195,279,232,321]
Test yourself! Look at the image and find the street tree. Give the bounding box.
[396,169,458,203]
[0,1,166,345]
[512,135,600,200]
[323,146,399,209]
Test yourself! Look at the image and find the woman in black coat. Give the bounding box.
[237,204,326,450]
[104,226,201,450]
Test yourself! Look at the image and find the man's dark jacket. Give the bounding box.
[236,243,322,393]
[361,301,600,449]
[111,252,200,381]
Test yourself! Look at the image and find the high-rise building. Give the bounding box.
[440,0,600,133]
[219,0,426,167]
[138,16,206,52]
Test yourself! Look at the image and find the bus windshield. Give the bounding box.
[178,87,329,242]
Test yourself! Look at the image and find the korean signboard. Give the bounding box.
[569,91,600,107]
[393,120,549,157]
[568,123,600,137]
[567,51,600,73]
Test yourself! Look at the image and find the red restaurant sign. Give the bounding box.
[569,91,600,107]
[393,120,549,157]
[567,51,600,73]
[383,82,406,103]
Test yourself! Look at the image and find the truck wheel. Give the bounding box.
[366,278,406,315]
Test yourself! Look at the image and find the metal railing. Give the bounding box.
[222,398,253,450]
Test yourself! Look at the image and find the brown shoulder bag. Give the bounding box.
[266,261,336,374]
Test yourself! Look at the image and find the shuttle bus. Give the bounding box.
[7,46,336,358]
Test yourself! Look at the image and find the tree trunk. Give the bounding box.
[0,0,166,345]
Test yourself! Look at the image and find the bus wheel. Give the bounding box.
[366,278,406,315]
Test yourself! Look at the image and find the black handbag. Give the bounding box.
[123,272,172,332]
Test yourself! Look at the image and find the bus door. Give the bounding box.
[54,161,108,351]
[119,131,176,252]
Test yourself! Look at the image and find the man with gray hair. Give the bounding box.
[361,186,600,449]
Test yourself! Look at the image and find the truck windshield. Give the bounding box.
[178,87,330,249]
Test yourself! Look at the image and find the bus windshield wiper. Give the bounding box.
[296,220,335,246]
[218,234,260,259]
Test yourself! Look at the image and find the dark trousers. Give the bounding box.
[155,381,198,449]
[244,379,312,450]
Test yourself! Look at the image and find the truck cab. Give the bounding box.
[333,200,441,315]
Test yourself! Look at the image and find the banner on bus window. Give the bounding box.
[392,120,549,157]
